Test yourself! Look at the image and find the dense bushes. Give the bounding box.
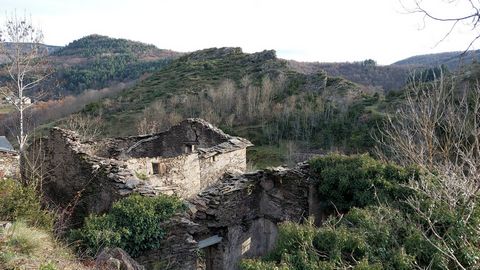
[241,207,415,269]
[0,179,53,230]
[241,203,480,269]
[309,154,417,211]
[242,154,480,269]
[70,194,184,257]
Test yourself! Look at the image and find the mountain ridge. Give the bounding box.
[393,50,480,70]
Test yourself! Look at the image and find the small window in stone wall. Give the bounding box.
[152,162,166,175]
[184,143,196,154]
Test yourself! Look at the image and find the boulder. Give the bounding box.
[95,248,145,270]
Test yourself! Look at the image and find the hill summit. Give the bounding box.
[53,34,177,59]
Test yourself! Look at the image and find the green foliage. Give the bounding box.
[241,208,412,270]
[406,198,480,269]
[0,179,53,230]
[39,261,57,270]
[362,59,377,67]
[239,259,290,270]
[50,34,176,95]
[246,155,480,269]
[309,154,417,211]
[58,57,171,94]
[54,34,160,57]
[70,194,184,257]
[407,65,449,84]
[135,171,148,181]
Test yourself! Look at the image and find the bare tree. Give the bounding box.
[375,74,480,269]
[403,0,480,50]
[64,114,103,141]
[0,12,50,154]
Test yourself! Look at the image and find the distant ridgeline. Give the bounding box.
[393,49,480,71]
[50,35,181,96]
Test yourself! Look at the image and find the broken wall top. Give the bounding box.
[79,118,252,159]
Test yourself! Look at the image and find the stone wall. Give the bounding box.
[138,165,313,270]
[27,128,161,226]
[27,129,121,226]
[125,154,201,198]
[27,118,252,227]
[118,119,241,159]
[0,152,18,179]
[123,145,247,198]
[199,149,246,190]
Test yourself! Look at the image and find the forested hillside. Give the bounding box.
[288,60,411,92]
[3,35,471,168]
[0,35,181,98]
[76,47,397,167]
[49,35,181,96]
[393,49,480,70]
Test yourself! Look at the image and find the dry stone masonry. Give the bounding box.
[137,163,324,270]
[27,118,252,226]
[0,136,18,179]
[27,118,325,269]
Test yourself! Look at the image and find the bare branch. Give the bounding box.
[403,0,480,51]
[375,73,480,268]
[0,11,51,156]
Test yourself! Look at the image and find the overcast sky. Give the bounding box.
[1,0,477,64]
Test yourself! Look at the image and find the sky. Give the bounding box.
[1,0,478,65]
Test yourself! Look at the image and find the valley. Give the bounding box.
[1,21,480,269]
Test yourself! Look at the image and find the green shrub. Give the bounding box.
[245,155,480,269]
[242,207,416,270]
[0,179,53,230]
[309,154,417,211]
[239,259,290,270]
[70,194,184,257]
[135,171,148,181]
[39,261,57,270]
[243,202,480,269]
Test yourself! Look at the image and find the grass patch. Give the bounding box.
[0,222,87,270]
[0,179,53,230]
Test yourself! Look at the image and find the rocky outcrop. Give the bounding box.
[95,248,145,270]
[181,47,277,65]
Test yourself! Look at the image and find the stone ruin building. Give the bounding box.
[0,136,18,179]
[137,164,325,270]
[29,118,252,225]
[30,118,326,270]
